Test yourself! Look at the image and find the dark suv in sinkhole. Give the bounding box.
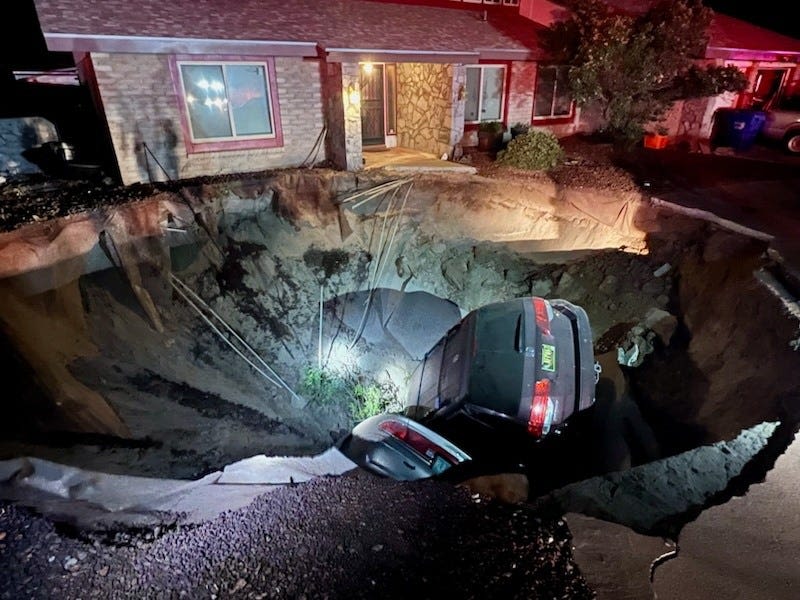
[338,297,597,480]
[405,296,597,440]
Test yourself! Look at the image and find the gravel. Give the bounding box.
[0,470,593,599]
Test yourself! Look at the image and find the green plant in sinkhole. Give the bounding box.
[300,366,398,422]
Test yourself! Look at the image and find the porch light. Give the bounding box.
[362,62,374,75]
[347,84,360,106]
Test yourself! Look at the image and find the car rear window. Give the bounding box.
[777,95,800,111]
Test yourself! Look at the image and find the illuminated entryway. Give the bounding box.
[359,63,398,147]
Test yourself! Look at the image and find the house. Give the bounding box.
[532,0,800,142]
[30,0,800,185]
[32,0,562,184]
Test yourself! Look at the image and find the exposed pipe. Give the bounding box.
[171,274,302,403]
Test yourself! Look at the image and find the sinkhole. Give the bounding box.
[0,171,798,536]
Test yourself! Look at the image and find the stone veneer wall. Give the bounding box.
[0,117,59,176]
[396,63,456,157]
[89,53,326,185]
[323,62,363,171]
[450,65,467,150]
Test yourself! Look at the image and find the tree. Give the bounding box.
[543,0,748,141]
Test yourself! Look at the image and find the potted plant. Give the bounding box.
[643,125,670,149]
[510,122,530,139]
[477,121,504,151]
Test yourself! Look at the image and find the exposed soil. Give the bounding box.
[2,165,798,482]
[1,154,799,598]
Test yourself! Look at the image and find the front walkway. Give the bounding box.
[362,146,476,174]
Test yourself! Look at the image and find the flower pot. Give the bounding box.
[643,133,669,150]
[477,131,495,151]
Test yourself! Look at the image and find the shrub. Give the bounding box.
[300,365,398,422]
[496,130,564,171]
[478,121,504,135]
[510,122,530,138]
[349,383,392,422]
[300,366,348,405]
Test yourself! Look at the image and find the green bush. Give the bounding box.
[300,367,349,405]
[300,365,398,422]
[510,122,530,137]
[349,383,391,422]
[478,120,504,135]
[496,130,564,171]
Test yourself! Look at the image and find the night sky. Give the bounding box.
[705,0,800,40]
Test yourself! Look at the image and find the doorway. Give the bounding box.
[752,69,787,109]
[360,63,385,146]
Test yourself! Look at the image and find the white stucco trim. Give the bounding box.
[44,32,319,57]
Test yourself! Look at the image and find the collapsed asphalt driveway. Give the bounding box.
[0,470,592,599]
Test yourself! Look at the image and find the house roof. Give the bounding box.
[598,0,800,59]
[33,0,547,62]
[707,13,800,59]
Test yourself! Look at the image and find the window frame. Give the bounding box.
[464,64,508,125]
[532,64,575,124]
[169,55,283,154]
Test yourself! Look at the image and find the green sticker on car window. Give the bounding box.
[541,344,556,372]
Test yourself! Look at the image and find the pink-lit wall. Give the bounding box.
[518,0,568,26]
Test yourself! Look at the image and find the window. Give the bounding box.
[174,59,282,151]
[503,0,520,5]
[533,65,573,120]
[465,65,507,123]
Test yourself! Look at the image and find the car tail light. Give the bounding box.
[533,297,551,336]
[379,419,458,465]
[528,379,554,437]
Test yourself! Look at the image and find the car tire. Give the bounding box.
[785,130,800,154]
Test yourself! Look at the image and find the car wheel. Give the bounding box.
[785,131,800,154]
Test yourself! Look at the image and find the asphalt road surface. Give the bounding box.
[1,470,592,599]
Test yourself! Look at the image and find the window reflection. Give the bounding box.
[179,62,273,141]
[465,65,506,123]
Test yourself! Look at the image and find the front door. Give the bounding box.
[360,64,385,146]
[752,69,787,109]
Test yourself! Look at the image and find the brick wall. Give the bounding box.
[506,61,536,127]
[90,53,325,185]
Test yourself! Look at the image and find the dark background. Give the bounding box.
[705,0,800,40]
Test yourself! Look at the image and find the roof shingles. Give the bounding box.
[34,0,544,55]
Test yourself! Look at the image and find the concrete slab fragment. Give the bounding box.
[567,513,671,600]
[653,432,800,600]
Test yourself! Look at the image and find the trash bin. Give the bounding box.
[710,108,767,152]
